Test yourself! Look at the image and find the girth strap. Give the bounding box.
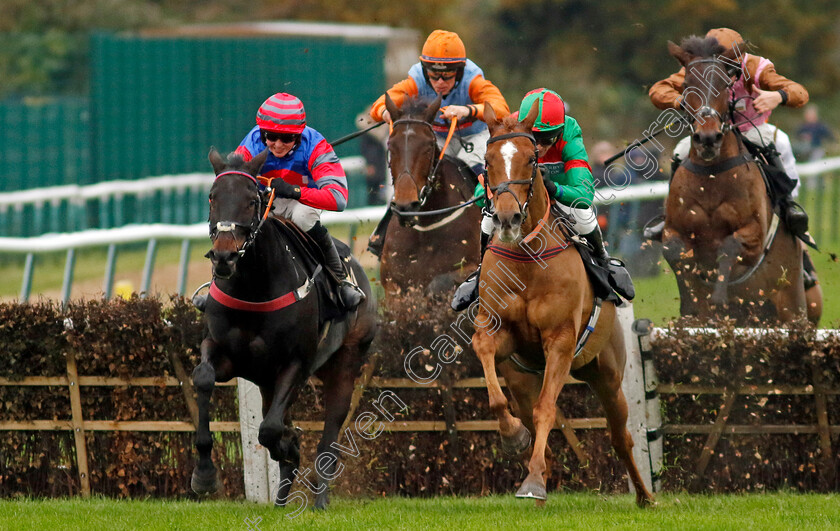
[209,265,321,312]
[681,153,753,176]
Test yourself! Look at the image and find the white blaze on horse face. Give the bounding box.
[500,141,517,180]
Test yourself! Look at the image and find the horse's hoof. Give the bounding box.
[190,466,220,495]
[515,478,547,501]
[636,493,656,508]
[500,424,531,456]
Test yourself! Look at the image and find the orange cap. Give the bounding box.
[420,30,466,65]
[706,28,745,51]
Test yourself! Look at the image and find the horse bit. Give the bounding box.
[390,118,446,209]
[484,132,540,221]
[208,171,268,257]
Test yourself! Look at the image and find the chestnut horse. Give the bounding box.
[662,36,813,324]
[378,94,482,300]
[471,102,654,507]
[192,149,377,509]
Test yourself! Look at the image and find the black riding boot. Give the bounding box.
[803,249,819,290]
[450,230,490,312]
[583,226,635,300]
[367,208,393,259]
[308,222,366,310]
[643,155,682,242]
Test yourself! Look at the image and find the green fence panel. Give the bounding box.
[0,97,90,192]
[89,33,385,183]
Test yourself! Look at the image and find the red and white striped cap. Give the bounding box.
[256,93,306,134]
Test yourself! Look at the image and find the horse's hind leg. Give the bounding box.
[259,385,300,507]
[312,344,366,509]
[580,334,654,507]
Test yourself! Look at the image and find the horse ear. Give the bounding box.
[385,93,401,121]
[668,40,692,67]
[424,94,443,123]
[245,149,269,177]
[208,147,226,175]
[521,99,539,132]
[484,102,498,130]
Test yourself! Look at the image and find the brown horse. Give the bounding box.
[471,102,654,507]
[662,36,813,325]
[377,94,482,300]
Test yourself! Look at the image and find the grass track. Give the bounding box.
[1,493,839,530]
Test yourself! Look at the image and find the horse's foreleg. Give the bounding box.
[516,334,574,502]
[311,346,359,509]
[711,235,743,308]
[191,339,223,495]
[662,234,698,316]
[473,329,527,452]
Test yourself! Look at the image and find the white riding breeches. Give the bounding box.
[271,198,322,231]
[673,123,800,197]
[437,129,489,170]
[480,202,598,236]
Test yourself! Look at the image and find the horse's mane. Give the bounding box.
[224,152,247,168]
[401,95,438,118]
[680,35,725,58]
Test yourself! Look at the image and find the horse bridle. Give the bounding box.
[390,118,446,209]
[684,58,737,137]
[484,132,540,221]
[208,171,269,257]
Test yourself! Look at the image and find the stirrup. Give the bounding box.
[451,269,480,312]
[191,281,211,312]
[643,217,665,242]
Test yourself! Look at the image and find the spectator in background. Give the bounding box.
[356,111,389,205]
[796,104,835,161]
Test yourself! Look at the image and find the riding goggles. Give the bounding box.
[427,71,457,81]
[261,130,300,144]
[533,128,562,147]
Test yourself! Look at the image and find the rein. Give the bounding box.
[485,132,540,222]
[391,116,459,215]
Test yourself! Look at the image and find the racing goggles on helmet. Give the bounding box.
[533,127,563,147]
[261,130,300,144]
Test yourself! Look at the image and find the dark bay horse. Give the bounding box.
[662,36,812,325]
[377,94,482,300]
[191,148,377,509]
[471,102,654,507]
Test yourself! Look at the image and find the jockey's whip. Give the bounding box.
[604,116,688,165]
[328,121,387,147]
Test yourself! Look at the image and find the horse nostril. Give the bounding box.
[205,250,215,260]
[492,213,500,226]
[715,132,723,143]
[511,213,523,227]
[692,132,701,143]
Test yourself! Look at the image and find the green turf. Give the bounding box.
[1,493,838,530]
[631,249,840,328]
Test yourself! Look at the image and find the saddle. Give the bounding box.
[549,205,621,304]
[271,218,353,323]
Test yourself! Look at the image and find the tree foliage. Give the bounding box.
[1,0,837,135]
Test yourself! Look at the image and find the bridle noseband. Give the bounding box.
[390,118,444,208]
[209,170,268,257]
[684,58,736,137]
[484,132,540,221]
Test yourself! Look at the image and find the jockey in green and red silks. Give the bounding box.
[451,88,635,311]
